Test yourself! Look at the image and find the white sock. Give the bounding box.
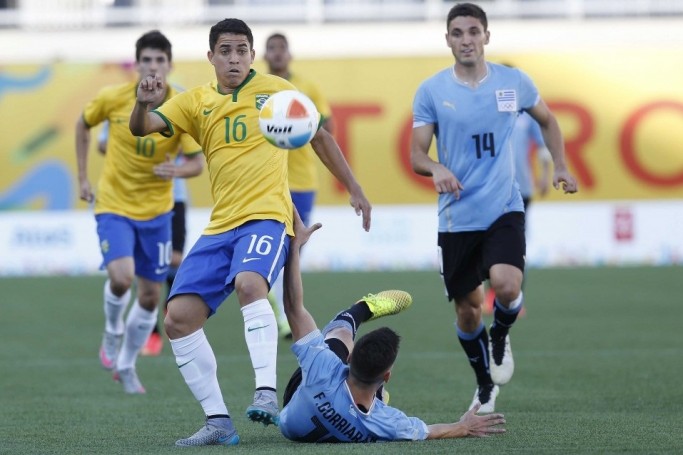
[103,279,131,334]
[170,329,229,416]
[270,273,287,325]
[508,291,524,310]
[241,299,278,390]
[116,299,158,371]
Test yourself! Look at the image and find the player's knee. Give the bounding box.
[137,293,159,311]
[164,311,184,339]
[234,272,267,303]
[109,275,133,296]
[455,301,480,327]
[490,281,521,305]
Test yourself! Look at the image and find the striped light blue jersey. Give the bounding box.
[172,154,188,203]
[279,330,429,443]
[511,112,545,199]
[413,62,539,232]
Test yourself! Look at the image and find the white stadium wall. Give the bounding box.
[1,202,682,276]
[1,19,682,275]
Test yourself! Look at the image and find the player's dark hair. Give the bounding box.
[266,32,288,49]
[349,327,400,385]
[447,3,488,31]
[136,30,172,62]
[210,18,254,52]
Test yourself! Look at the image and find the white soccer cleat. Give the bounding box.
[469,384,499,414]
[175,420,240,447]
[246,390,279,426]
[113,367,146,394]
[489,334,514,385]
[99,331,122,371]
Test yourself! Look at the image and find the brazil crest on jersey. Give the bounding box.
[152,70,295,236]
[83,82,201,220]
[413,63,539,232]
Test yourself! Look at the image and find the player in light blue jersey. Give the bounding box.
[411,3,577,413]
[511,112,551,209]
[277,210,506,443]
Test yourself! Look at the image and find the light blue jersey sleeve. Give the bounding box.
[512,112,546,198]
[413,82,437,128]
[528,114,545,145]
[172,155,188,203]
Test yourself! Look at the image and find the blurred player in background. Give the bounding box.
[513,113,551,211]
[263,32,335,339]
[484,82,552,313]
[76,30,203,394]
[129,18,371,446]
[411,3,577,413]
[97,124,198,356]
[278,210,506,443]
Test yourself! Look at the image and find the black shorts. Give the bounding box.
[171,201,187,254]
[438,211,525,300]
[282,338,349,407]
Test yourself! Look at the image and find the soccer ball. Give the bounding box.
[258,90,319,149]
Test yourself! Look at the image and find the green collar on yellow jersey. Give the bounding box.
[217,69,257,102]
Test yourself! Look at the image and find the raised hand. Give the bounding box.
[136,74,165,106]
[291,207,322,249]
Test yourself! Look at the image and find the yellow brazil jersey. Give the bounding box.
[287,73,332,192]
[82,82,201,220]
[152,70,295,236]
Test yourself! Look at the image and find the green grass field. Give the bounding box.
[2,267,682,454]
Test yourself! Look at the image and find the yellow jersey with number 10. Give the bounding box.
[153,70,295,236]
[83,82,201,220]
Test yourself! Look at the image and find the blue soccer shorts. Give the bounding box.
[95,212,172,282]
[291,191,316,226]
[169,219,290,315]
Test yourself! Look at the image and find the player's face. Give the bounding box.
[264,37,291,73]
[208,33,255,90]
[136,48,172,81]
[445,16,489,67]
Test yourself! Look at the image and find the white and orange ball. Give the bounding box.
[258,90,319,149]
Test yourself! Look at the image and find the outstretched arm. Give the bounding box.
[309,128,372,232]
[283,209,323,341]
[426,403,506,440]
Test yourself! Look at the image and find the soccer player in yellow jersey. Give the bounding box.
[76,30,204,395]
[264,32,335,339]
[129,19,371,446]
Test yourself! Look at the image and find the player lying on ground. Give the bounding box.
[275,212,506,442]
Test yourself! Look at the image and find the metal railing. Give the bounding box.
[1,0,682,29]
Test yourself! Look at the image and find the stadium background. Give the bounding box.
[2,1,683,274]
[1,2,682,454]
